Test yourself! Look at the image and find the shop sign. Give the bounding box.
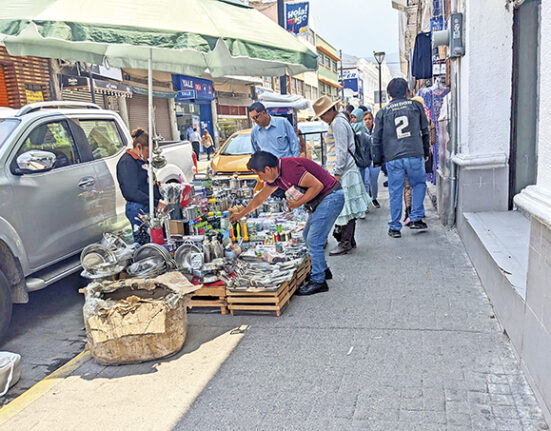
[177,89,196,100]
[93,79,132,95]
[338,69,358,80]
[286,2,309,34]
[340,78,359,93]
[173,75,214,101]
[25,89,44,103]
[61,74,89,89]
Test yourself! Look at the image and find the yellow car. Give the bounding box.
[208,128,262,191]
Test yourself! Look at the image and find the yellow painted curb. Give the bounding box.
[0,350,91,425]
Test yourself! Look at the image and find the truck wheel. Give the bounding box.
[0,270,13,342]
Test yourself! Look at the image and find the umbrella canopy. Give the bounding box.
[0,0,318,76]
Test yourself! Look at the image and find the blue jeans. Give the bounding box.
[366,164,381,200]
[386,157,426,231]
[126,201,149,243]
[303,189,345,283]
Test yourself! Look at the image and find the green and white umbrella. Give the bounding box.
[0,0,318,217]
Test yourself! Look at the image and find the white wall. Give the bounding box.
[459,0,513,156]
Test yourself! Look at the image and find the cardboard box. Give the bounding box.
[83,272,200,365]
[169,220,185,235]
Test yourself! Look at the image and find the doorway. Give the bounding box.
[509,0,540,209]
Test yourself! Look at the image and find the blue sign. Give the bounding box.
[431,16,444,32]
[177,89,195,100]
[172,75,214,101]
[286,2,309,34]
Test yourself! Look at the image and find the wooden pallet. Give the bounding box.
[226,257,311,317]
[189,285,228,315]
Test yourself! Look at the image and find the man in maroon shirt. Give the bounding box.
[230,151,344,295]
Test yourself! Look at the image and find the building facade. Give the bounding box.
[340,53,393,112]
[316,34,340,101]
[394,0,551,422]
[0,46,51,108]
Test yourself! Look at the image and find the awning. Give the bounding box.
[61,74,133,97]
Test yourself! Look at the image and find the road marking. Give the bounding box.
[0,350,91,426]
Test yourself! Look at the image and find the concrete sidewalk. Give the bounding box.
[1,191,548,430]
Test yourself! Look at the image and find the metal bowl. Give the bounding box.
[126,256,167,278]
[80,244,117,274]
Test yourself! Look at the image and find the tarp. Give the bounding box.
[0,0,318,77]
[259,93,311,110]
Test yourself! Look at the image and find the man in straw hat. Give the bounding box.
[313,95,370,256]
[372,78,431,238]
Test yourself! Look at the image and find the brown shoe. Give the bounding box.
[329,242,352,256]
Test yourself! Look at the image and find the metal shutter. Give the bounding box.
[128,94,173,140]
[127,94,149,135]
[62,89,106,108]
[153,97,172,141]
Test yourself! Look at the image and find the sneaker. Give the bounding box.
[359,212,366,220]
[388,229,401,238]
[409,220,428,230]
[372,199,380,208]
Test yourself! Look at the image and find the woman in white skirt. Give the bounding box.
[313,96,371,255]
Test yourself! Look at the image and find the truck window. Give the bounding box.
[0,118,20,149]
[17,121,79,169]
[78,120,125,160]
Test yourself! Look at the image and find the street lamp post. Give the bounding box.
[277,0,287,95]
[374,51,386,109]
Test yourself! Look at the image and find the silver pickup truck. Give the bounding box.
[0,102,194,339]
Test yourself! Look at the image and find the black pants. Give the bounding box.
[192,141,200,159]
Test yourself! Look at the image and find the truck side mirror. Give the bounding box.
[12,150,56,175]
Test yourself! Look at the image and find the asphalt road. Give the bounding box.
[0,273,86,405]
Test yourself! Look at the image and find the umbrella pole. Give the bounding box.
[148,48,154,220]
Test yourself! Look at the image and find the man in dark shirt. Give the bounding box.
[372,78,430,238]
[230,151,344,296]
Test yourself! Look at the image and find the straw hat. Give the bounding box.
[411,96,425,106]
[312,95,340,120]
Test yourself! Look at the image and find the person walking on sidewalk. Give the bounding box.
[372,78,430,238]
[201,129,215,161]
[314,96,370,255]
[248,102,300,158]
[189,127,201,160]
[350,108,373,219]
[363,111,382,209]
[230,151,344,296]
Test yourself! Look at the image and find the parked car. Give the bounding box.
[0,101,194,339]
[208,128,260,191]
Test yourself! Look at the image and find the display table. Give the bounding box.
[225,256,310,317]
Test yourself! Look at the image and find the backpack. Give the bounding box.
[348,129,372,169]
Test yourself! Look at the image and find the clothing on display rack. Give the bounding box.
[412,32,433,79]
[416,78,449,184]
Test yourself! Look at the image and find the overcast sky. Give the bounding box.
[311,0,400,68]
